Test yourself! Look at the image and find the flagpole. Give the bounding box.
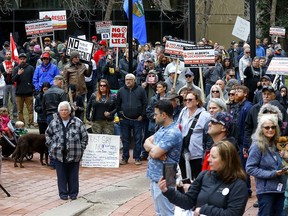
[128,0,133,74]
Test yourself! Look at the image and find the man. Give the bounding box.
[45,101,88,200]
[36,48,58,67]
[63,51,92,99]
[165,93,183,122]
[12,53,34,127]
[144,99,182,216]
[0,51,18,119]
[93,40,107,66]
[256,38,265,57]
[178,70,202,98]
[163,58,189,83]
[239,47,251,84]
[43,37,59,61]
[33,52,60,93]
[253,75,273,104]
[0,41,10,63]
[165,67,184,94]
[215,79,228,100]
[223,68,236,85]
[117,73,147,165]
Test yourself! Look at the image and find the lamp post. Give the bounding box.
[128,0,133,74]
[189,0,196,42]
[250,0,256,59]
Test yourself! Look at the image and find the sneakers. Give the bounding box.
[120,159,128,165]
[135,159,142,165]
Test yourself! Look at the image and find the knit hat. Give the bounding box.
[211,112,233,135]
[70,51,80,59]
[34,45,41,53]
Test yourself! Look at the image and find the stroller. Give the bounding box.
[0,120,30,159]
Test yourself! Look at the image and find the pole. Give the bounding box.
[189,0,196,42]
[250,0,256,59]
[128,0,133,74]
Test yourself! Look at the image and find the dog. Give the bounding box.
[12,134,48,168]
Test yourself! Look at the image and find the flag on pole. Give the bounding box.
[123,0,147,45]
[10,33,19,63]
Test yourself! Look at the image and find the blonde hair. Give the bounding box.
[210,85,225,101]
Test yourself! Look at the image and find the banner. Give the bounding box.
[39,10,67,30]
[232,16,250,42]
[10,33,19,63]
[109,26,127,48]
[183,46,215,67]
[95,21,112,34]
[269,27,286,37]
[25,18,53,38]
[82,134,121,168]
[164,38,195,60]
[266,57,288,75]
[66,37,95,63]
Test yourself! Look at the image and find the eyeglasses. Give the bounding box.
[212,91,219,93]
[229,74,235,77]
[262,126,276,130]
[228,93,235,96]
[100,85,107,87]
[185,75,192,78]
[184,98,194,102]
[262,108,277,114]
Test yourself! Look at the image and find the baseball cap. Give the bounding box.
[41,52,50,59]
[19,53,27,58]
[185,70,194,76]
[91,36,97,40]
[260,75,271,82]
[44,37,51,42]
[54,75,65,81]
[155,41,161,46]
[3,41,9,47]
[99,40,107,46]
[211,112,233,135]
[262,85,275,93]
[164,93,183,101]
[168,67,181,74]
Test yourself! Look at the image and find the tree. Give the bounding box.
[0,0,12,14]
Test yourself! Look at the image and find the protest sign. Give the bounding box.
[39,10,67,30]
[82,134,121,168]
[101,33,110,40]
[25,18,53,38]
[232,16,250,42]
[95,21,112,34]
[66,37,94,63]
[109,26,127,47]
[164,39,194,60]
[269,27,286,38]
[266,57,288,76]
[183,46,215,67]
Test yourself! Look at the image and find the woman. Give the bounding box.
[222,57,233,73]
[204,84,225,109]
[86,79,116,135]
[226,87,237,114]
[246,114,287,216]
[155,54,169,81]
[177,91,210,179]
[279,86,288,111]
[34,82,51,134]
[45,101,88,200]
[159,140,248,216]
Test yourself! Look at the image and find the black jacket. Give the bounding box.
[12,63,34,96]
[42,85,67,116]
[101,63,121,90]
[164,171,248,216]
[34,93,46,122]
[0,61,18,85]
[117,84,147,119]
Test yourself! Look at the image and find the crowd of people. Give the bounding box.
[1,34,288,214]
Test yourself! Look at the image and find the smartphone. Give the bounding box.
[163,162,177,188]
[182,178,192,184]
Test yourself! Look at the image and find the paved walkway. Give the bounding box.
[1,151,258,216]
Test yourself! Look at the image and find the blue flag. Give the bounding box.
[123,0,147,45]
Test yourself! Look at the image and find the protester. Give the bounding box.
[144,99,182,216]
[45,101,88,200]
[246,114,287,216]
[159,140,248,216]
[68,84,85,121]
[165,93,183,122]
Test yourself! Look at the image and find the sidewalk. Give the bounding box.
[0,151,258,216]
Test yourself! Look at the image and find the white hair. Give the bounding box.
[58,101,71,113]
[125,73,136,80]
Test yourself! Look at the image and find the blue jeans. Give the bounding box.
[150,181,174,216]
[257,193,285,216]
[55,160,80,199]
[120,118,143,161]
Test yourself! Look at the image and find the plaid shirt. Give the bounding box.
[45,115,88,162]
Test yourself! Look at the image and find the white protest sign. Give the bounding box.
[77,35,86,40]
[269,27,286,37]
[95,21,112,34]
[66,37,95,63]
[183,45,215,67]
[164,39,195,60]
[266,57,288,75]
[39,10,67,30]
[110,26,127,48]
[25,18,53,38]
[232,16,250,41]
[82,134,120,168]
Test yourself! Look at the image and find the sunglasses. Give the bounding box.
[42,58,49,60]
[212,91,219,93]
[100,85,107,87]
[229,74,235,77]
[228,93,235,96]
[245,52,251,54]
[185,75,192,78]
[210,119,223,126]
[262,126,276,130]
[184,98,193,102]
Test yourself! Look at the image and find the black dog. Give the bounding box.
[12,134,48,168]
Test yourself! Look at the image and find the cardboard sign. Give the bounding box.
[95,21,112,34]
[109,26,127,48]
[269,27,286,37]
[232,16,250,42]
[66,37,94,63]
[266,57,288,75]
[25,18,53,38]
[39,10,67,30]
[164,39,195,60]
[82,134,121,168]
[183,46,215,67]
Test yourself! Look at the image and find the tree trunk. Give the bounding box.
[104,0,115,21]
[270,0,277,26]
[201,0,213,38]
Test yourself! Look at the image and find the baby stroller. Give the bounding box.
[0,120,29,159]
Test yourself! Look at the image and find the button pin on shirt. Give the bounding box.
[222,188,229,196]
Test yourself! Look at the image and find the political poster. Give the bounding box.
[266,57,288,75]
[164,39,195,60]
[66,37,94,63]
[82,134,121,168]
[25,18,53,38]
[269,27,286,37]
[39,10,67,30]
[109,26,127,47]
[95,21,112,34]
[183,46,215,67]
[232,16,250,42]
